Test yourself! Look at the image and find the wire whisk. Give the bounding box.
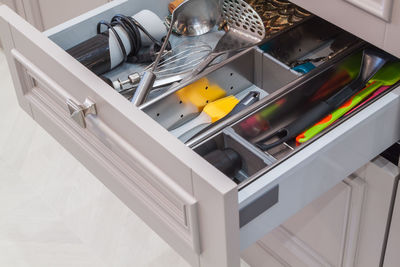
[112,41,212,94]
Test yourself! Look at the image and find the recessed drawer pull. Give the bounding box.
[66,98,97,128]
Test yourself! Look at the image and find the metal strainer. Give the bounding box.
[140,0,266,109]
[197,0,265,69]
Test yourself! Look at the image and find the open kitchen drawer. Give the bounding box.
[1,0,400,266]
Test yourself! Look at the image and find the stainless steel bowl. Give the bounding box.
[173,0,221,36]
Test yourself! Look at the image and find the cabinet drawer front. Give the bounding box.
[10,35,202,263]
[0,5,240,267]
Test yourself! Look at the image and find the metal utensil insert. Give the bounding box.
[139,0,266,108]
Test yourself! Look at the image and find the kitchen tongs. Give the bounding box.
[256,48,391,151]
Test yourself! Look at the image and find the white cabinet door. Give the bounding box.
[383,163,400,267]
[242,157,399,267]
[36,0,109,29]
[290,0,400,58]
[384,0,400,58]
[1,0,109,30]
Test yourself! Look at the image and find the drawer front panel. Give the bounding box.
[0,5,240,267]
[12,47,201,262]
[1,5,203,264]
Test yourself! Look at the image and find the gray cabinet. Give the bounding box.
[1,0,110,30]
[383,158,400,267]
[243,157,400,267]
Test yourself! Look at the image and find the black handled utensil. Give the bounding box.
[203,148,243,178]
[256,48,391,151]
[226,91,261,119]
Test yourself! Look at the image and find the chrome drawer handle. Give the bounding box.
[66,98,97,128]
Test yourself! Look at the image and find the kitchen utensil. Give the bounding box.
[287,30,361,69]
[195,139,219,157]
[296,61,400,144]
[345,86,391,116]
[169,0,185,13]
[180,91,261,143]
[144,77,227,131]
[292,62,315,74]
[247,0,312,37]
[111,42,212,91]
[171,95,240,138]
[174,77,227,116]
[262,17,345,67]
[308,60,360,103]
[203,148,243,178]
[131,0,220,106]
[236,98,286,138]
[226,91,260,118]
[296,82,377,144]
[256,48,391,151]
[138,0,266,108]
[67,10,167,75]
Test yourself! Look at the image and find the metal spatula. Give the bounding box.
[139,0,266,108]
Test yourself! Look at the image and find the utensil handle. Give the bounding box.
[170,113,210,138]
[203,148,242,177]
[257,80,363,151]
[345,86,391,116]
[131,24,174,106]
[131,71,156,106]
[256,101,333,151]
[190,54,217,78]
[173,54,217,89]
[227,91,260,117]
[256,47,390,151]
[137,54,217,109]
[151,24,174,71]
[182,91,260,144]
[178,123,210,143]
[296,81,381,144]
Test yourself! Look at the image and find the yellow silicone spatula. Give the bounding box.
[175,77,227,114]
[171,95,240,138]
